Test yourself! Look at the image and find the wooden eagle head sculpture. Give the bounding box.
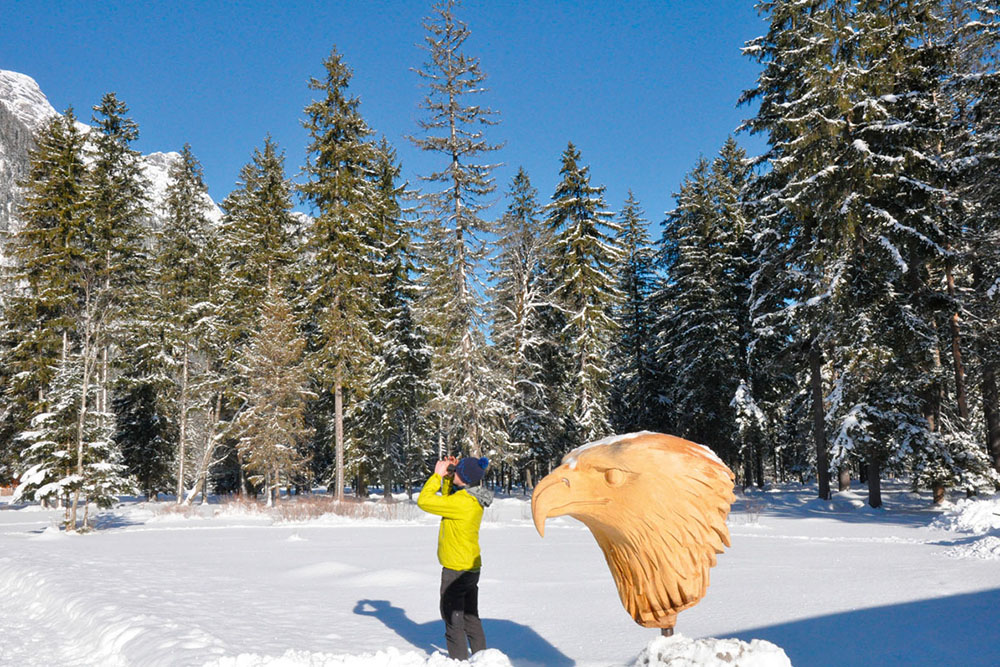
[531,431,735,632]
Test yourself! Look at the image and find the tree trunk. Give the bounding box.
[71,292,98,531]
[838,466,850,492]
[383,437,393,503]
[983,364,1000,473]
[867,458,882,509]
[754,442,764,488]
[334,364,345,502]
[945,265,969,421]
[176,344,189,504]
[183,393,221,506]
[926,324,945,502]
[742,445,753,491]
[809,342,831,500]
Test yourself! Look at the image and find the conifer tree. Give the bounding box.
[740,0,998,504]
[610,191,657,434]
[950,1,1000,476]
[155,144,218,503]
[356,142,434,499]
[409,0,505,459]
[740,0,854,500]
[2,111,88,463]
[655,142,754,475]
[234,283,313,506]
[488,168,552,478]
[86,93,150,421]
[219,136,299,357]
[13,353,82,509]
[542,143,622,447]
[213,137,301,492]
[299,47,380,501]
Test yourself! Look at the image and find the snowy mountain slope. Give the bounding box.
[0,69,222,254]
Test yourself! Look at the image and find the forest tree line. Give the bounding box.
[2,1,999,527]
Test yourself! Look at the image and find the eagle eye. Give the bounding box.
[604,468,626,487]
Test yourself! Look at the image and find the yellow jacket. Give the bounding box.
[417,473,484,571]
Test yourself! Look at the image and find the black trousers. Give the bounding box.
[439,567,486,660]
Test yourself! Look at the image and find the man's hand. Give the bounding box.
[434,457,458,477]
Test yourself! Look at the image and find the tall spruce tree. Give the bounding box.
[86,93,150,421]
[488,168,552,480]
[155,144,218,503]
[741,0,998,504]
[219,136,299,357]
[951,1,1000,476]
[541,143,622,447]
[2,111,88,476]
[409,0,505,459]
[213,138,300,490]
[235,282,313,506]
[655,142,754,476]
[299,47,380,501]
[610,191,657,434]
[356,142,434,499]
[740,0,853,500]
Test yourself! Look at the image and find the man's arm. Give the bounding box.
[417,460,465,519]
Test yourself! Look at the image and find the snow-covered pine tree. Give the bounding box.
[950,1,1000,476]
[409,0,505,460]
[13,353,81,509]
[741,0,996,505]
[298,47,381,501]
[15,347,129,525]
[740,0,859,500]
[356,142,434,500]
[234,282,313,506]
[6,105,136,526]
[655,141,754,477]
[2,111,88,479]
[216,137,301,493]
[541,143,622,448]
[219,136,299,357]
[86,93,150,423]
[609,191,657,435]
[155,144,218,503]
[487,168,552,485]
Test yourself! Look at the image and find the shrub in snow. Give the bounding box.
[632,634,791,667]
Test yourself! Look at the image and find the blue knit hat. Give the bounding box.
[455,457,489,486]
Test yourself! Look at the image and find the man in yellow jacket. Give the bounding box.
[417,455,493,660]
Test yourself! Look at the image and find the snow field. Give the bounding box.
[1,484,999,666]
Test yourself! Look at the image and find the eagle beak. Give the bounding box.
[531,468,571,538]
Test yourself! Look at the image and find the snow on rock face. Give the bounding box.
[0,69,223,244]
[632,634,791,667]
[0,70,59,132]
[141,151,224,227]
[205,647,513,667]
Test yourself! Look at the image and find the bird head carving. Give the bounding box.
[531,431,735,630]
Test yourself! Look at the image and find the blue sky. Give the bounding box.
[2,0,766,231]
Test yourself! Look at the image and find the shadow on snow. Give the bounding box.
[353,598,573,666]
[732,587,1000,667]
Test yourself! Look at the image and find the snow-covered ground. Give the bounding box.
[2,483,999,666]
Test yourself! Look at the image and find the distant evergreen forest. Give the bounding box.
[2,1,999,527]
